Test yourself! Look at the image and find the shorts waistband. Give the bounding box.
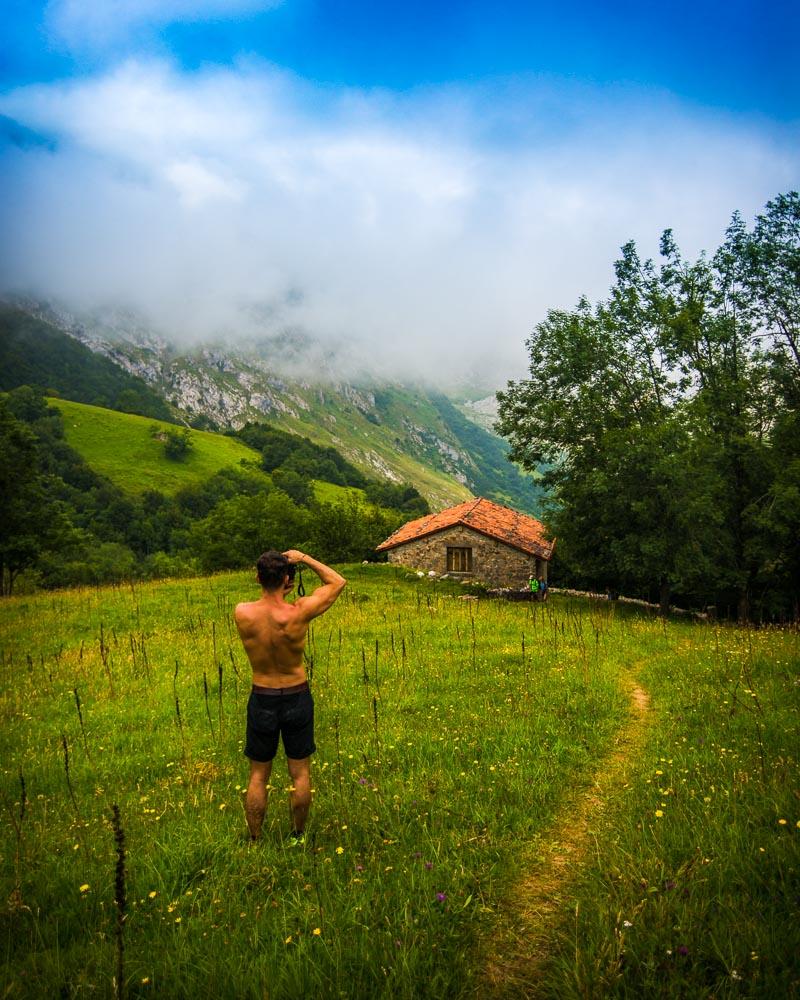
[251,681,309,696]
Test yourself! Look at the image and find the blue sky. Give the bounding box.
[3,1,797,116]
[0,1,797,379]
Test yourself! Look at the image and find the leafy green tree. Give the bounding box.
[188,490,313,573]
[0,397,76,594]
[271,467,314,507]
[363,481,430,517]
[746,191,800,376]
[310,495,403,563]
[656,216,782,619]
[497,241,703,613]
[163,427,194,461]
[498,193,799,619]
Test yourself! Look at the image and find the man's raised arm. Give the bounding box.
[284,550,346,619]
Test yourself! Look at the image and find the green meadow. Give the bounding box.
[1,568,798,998]
[311,480,366,506]
[48,398,267,495]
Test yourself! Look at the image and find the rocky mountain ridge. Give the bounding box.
[7,299,542,513]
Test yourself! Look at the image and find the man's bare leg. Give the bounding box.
[287,757,312,834]
[246,759,272,840]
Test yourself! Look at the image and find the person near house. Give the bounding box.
[539,577,548,602]
[234,549,347,844]
[529,574,540,600]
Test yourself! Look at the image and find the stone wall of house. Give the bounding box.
[386,525,547,588]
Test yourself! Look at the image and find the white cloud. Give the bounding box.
[0,61,797,383]
[164,160,245,207]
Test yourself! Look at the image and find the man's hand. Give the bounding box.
[282,551,346,620]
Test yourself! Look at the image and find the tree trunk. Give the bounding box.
[737,585,750,624]
[659,579,671,617]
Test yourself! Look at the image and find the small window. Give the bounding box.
[447,547,473,572]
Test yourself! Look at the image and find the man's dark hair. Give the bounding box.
[256,551,294,590]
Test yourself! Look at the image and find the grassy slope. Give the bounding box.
[1,571,796,998]
[311,480,366,505]
[532,620,800,998]
[265,388,474,510]
[49,398,268,496]
[273,382,538,513]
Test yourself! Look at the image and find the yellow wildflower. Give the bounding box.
[313,928,322,936]
[655,810,664,818]
[336,846,344,855]
[79,884,90,893]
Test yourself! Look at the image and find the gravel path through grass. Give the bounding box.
[478,666,652,997]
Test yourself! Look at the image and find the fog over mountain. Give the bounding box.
[1,60,797,385]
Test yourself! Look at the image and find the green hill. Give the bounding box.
[48,398,268,496]
[0,304,174,421]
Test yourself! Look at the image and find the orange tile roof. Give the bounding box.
[376,497,555,560]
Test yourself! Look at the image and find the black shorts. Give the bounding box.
[245,689,316,762]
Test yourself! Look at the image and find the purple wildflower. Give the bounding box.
[677,945,689,957]
[436,892,446,903]
[425,862,433,870]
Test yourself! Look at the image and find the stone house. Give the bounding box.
[375,497,554,589]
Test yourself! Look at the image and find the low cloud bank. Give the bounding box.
[0,60,796,384]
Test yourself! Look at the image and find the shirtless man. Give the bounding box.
[234,549,346,843]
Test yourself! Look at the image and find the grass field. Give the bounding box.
[1,568,798,998]
[48,398,268,495]
[311,480,366,506]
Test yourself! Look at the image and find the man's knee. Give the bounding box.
[287,758,311,793]
[249,760,272,786]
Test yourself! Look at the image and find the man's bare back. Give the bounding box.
[234,549,346,685]
[235,549,346,842]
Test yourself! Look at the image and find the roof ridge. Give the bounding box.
[457,496,484,526]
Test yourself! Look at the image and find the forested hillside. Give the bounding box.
[0,304,174,421]
[0,388,428,594]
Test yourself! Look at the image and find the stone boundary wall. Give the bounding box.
[386,525,545,589]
